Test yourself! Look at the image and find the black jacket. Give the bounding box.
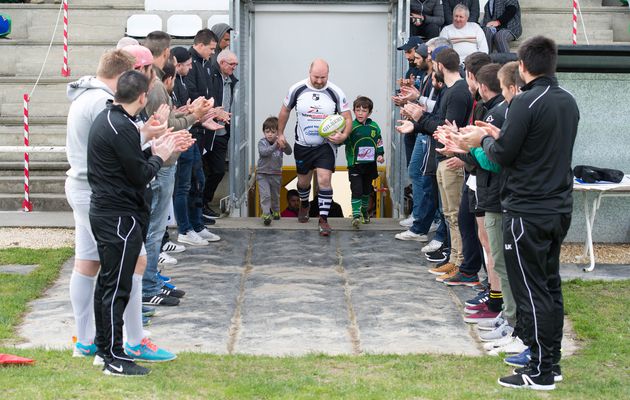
[482,76,580,215]
[87,101,163,218]
[474,94,507,213]
[184,47,213,137]
[172,73,190,108]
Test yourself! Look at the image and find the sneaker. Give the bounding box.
[163,281,177,290]
[480,323,513,342]
[471,280,489,292]
[436,266,459,282]
[73,341,97,357]
[514,364,563,382]
[488,337,527,356]
[201,215,216,225]
[360,209,370,224]
[178,230,209,246]
[142,293,180,306]
[272,211,280,220]
[157,252,177,266]
[443,272,480,287]
[160,286,185,298]
[504,348,531,368]
[477,315,505,331]
[93,350,105,367]
[262,214,272,226]
[465,290,490,307]
[429,220,440,233]
[319,217,332,237]
[103,359,150,377]
[483,334,517,350]
[498,371,555,391]
[421,240,443,253]
[142,315,151,327]
[464,302,488,314]
[298,206,310,223]
[125,338,177,363]
[142,305,156,318]
[428,262,457,276]
[195,228,221,242]
[202,206,220,219]
[157,271,170,283]
[162,241,185,254]
[464,309,500,324]
[351,217,361,229]
[399,215,414,227]
[425,247,449,263]
[395,230,428,242]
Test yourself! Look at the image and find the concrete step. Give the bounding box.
[0,176,66,194]
[0,193,71,212]
[0,151,67,163]
[0,129,67,147]
[521,11,613,31]
[0,161,68,177]
[0,81,70,118]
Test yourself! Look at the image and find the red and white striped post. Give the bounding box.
[22,94,33,212]
[61,0,70,76]
[572,0,578,45]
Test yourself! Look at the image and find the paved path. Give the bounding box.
[11,221,628,356]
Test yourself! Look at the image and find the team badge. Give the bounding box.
[312,94,320,101]
[486,115,494,123]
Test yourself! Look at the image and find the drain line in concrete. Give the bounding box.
[335,236,362,355]
[227,231,254,354]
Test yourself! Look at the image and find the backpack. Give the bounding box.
[0,14,11,38]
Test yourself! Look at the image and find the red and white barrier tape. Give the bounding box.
[23,94,32,212]
[61,0,70,76]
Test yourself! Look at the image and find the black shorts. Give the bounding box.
[294,143,336,175]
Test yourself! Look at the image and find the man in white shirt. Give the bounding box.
[439,4,488,64]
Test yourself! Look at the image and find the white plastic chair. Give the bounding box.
[207,15,230,29]
[167,15,203,38]
[126,14,163,38]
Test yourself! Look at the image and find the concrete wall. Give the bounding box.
[558,72,630,243]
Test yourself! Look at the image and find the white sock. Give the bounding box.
[69,270,96,345]
[123,274,144,347]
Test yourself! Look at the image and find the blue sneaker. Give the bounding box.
[163,281,177,290]
[142,315,151,327]
[142,305,156,318]
[73,341,97,357]
[158,271,171,283]
[124,338,177,363]
[504,348,531,368]
[465,289,489,307]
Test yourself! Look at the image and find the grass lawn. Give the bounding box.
[0,248,628,399]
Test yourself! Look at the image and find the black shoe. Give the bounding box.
[202,206,220,219]
[514,365,563,382]
[498,371,555,391]
[103,359,150,377]
[201,215,216,225]
[426,249,448,263]
[160,286,185,298]
[142,293,180,306]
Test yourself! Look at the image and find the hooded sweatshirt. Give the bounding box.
[210,23,232,51]
[65,76,114,187]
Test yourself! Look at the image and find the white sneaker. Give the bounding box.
[488,337,527,356]
[162,240,185,253]
[421,239,443,253]
[429,220,440,233]
[394,230,428,242]
[399,215,414,227]
[178,230,209,246]
[196,228,221,242]
[480,323,513,342]
[477,315,505,331]
[483,332,515,350]
[158,252,177,265]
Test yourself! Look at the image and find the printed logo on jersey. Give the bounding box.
[312,94,320,101]
[486,115,494,123]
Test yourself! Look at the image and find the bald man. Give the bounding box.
[276,59,352,236]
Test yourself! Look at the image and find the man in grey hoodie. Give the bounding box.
[211,22,232,54]
[65,49,176,363]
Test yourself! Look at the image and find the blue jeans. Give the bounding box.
[142,165,176,297]
[408,135,438,235]
[173,146,205,234]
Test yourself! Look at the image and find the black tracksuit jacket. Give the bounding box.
[481,76,580,215]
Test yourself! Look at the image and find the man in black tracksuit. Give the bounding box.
[88,70,177,376]
[466,36,580,390]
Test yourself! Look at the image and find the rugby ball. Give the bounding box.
[318,114,345,137]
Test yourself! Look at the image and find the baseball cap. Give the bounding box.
[397,36,423,51]
[431,45,449,60]
[171,46,191,63]
[116,36,139,49]
[414,43,429,58]
[122,44,154,68]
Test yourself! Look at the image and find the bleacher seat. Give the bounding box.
[167,15,203,38]
[126,14,162,38]
[207,15,230,29]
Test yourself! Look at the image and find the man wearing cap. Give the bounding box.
[170,46,192,109]
[440,4,488,64]
[397,36,424,83]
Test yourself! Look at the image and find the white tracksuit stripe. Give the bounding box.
[110,216,135,362]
